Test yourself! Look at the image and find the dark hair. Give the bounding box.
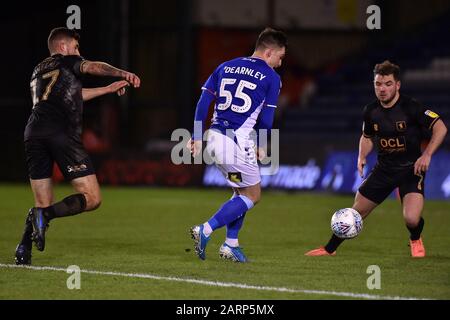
[255,27,287,50]
[373,60,400,81]
[47,27,80,52]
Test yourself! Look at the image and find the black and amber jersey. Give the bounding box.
[362,95,441,168]
[24,54,85,140]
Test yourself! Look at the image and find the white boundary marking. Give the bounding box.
[0,263,429,300]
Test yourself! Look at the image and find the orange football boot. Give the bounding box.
[410,237,426,258]
[305,246,336,256]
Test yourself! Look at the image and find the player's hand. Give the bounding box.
[117,86,126,96]
[187,138,202,157]
[107,80,129,96]
[357,157,366,178]
[257,147,266,161]
[123,72,141,88]
[414,153,431,175]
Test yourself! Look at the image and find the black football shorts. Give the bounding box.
[358,164,425,204]
[25,134,95,181]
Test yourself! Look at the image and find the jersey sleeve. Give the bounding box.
[362,105,375,138]
[257,73,280,129]
[201,66,219,96]
[192,89,215,140]
[62,55,85,78]
[264,73,281,109]
[254,73,281,147]
[413,100,441,130]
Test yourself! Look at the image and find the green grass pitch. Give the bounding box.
[0,184,449,299]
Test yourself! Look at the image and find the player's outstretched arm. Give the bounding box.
[82,80,129,101]
[81,61,141,88]
[358,135,374,177]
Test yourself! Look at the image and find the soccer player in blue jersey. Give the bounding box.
[187,28,287,262]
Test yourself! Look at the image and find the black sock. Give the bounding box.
[324,234,345,253]
[407,217,424,241]
[19,215,33,249]
[44,194,87,220]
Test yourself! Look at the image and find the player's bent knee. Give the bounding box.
[92,199,102,210]
[244,193,260,206]
[84,193,102,211]
[238,185,261,205]
[86,199,101,211]
[238,193,259,206]
[252,194,261,205]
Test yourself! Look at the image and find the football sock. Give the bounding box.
[225,192,246,239]
[407,217,424,241]
[225,238,239,247]
[226,212,246,239]
[202,222,213,237]
[324,234,345,253]
[19,215,33,249]
[207,195,254,231]
[44,194,87,220]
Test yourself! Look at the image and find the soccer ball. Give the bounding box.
[331,208,363,239]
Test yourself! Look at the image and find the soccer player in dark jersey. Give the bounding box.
[306,60,447,258]
[14,27,141,265]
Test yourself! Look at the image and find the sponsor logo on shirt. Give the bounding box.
[67,164,87,173]
[379,136,406,153]
[228,172,243,183]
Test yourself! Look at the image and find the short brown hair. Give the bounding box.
[255,27,287,50]
[48,27,80,52]
[373,60,400,81]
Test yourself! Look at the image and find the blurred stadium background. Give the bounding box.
[1,0,449,199]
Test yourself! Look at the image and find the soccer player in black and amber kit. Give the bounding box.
[306,60,447,258]
[15,27,141,265]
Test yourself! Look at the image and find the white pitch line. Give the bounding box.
[0,263,429,300]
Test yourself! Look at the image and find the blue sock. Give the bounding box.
[227,192,247,238]
[226,212,247,239]
[208,195,254,231]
